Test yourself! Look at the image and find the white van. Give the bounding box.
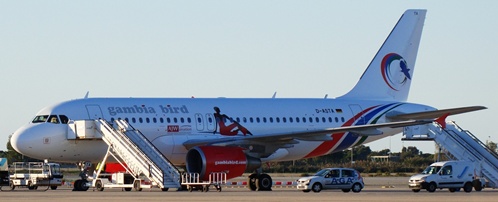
[408,161,485,193]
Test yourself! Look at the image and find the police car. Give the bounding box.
[297,168,364,193]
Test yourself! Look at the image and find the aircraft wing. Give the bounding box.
[183,119,432,150]
[386,106,486,121]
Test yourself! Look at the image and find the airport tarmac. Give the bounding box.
[1,177,497,202]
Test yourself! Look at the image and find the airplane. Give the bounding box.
[10,9,485,191]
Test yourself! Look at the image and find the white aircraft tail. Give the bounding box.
[339,9,426,101]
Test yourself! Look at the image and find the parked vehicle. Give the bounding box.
[297,168,364,193]
[9,160,63,190]
[408,161,485,193]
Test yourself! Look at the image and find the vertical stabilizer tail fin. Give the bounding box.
[338,9,426,101]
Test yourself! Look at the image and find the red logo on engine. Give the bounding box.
[167,125,179,132]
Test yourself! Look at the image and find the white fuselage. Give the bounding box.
[11,97,435,165]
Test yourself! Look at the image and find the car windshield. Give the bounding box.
[422,166,441,174]
[314,169,330,177]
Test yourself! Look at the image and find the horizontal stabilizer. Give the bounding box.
[386,106,487,121]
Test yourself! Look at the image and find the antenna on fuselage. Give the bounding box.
[324,94,328,99]
[272,92,277,99]
[84,91,89,99]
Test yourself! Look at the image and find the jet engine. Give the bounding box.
[186,146,261,180]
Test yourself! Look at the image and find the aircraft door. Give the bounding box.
[195,113,204,131]
[205,113,215,131]
[86,105,104,120]
[348,104,365,125]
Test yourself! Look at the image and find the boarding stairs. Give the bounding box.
[403,121,498,188]
[94,119,181,189]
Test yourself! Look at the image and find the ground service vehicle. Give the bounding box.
[9,160,63,190]
[297,168,364,193]
[408,161,485,193]
[0,158,9,187]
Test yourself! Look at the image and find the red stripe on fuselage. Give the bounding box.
[303,106,377,158]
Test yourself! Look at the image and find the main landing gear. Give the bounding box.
[248,173,272,191]
[73,161,92,191]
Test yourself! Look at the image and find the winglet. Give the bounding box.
[434,113,450,128]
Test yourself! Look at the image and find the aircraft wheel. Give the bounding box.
[80,179,89,191]
[50,186,58,190]
[248,174,257,191]
[256,174,272,191]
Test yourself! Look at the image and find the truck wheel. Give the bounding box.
[412,189,420,192]
[426,182,436,192]
[473,180,483,191]
[96,180,104,191]
[463,182,473,193]
[9,180,15,190]
[133,180,142,191]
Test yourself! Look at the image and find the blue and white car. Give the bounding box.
[297,168,364,193]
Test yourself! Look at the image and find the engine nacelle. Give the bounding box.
[186,146,261,180]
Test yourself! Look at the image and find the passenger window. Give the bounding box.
[187,117,192,123]
[48,115,59,124]
[329,169,340,178]
[309,117,313,123]
[341,117,345,122]
[342,169,353,177]
[160,118,164,123]
[263,117,267,123]
[180,117,185,123]
[316,117,320,123]
[125,118,129,122]
[296,117,300,123]
[256,117,260,123]
[59,115,69,124]
[111,118,115,123]
[249,117,253,123]
[322,117,326,123]
[167,118,171,123]
[289,117,293,123]
[139,118,143,123]
[283,117,287,123]
[173,118,178,123]
[132,118,136,123]
[269,117,273,123]
[276,117,280,123]
[302,117,306,123]
[146,118,150,123]
[328,117,332,123]
[335,117,339,122]
[153,118,157,123]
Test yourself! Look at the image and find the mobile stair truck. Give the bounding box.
[9,160,64,190]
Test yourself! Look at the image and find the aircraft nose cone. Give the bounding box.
[11,123,66,159]
[11,124,37,156]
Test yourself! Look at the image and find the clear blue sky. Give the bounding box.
[1,1,497,154]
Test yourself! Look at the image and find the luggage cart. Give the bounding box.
[181,172,226,192]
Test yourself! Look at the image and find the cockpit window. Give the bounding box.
[59,115,69,124]
[48,115,59,124]
[32,115,49,123]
